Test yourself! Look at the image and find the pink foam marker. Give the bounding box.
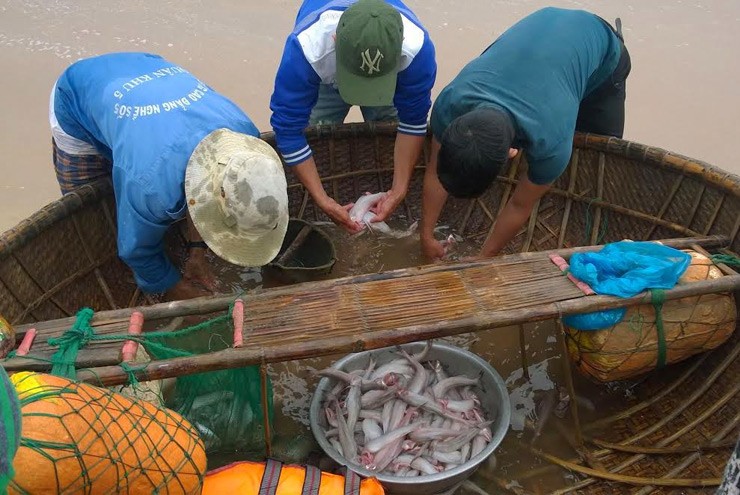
[549,254,596,296]
[16,328,37,356]
[233,298,245,347]
[121,311,144,362]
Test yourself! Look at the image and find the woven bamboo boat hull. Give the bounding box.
[0,124,738,494]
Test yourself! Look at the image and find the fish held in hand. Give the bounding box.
[348,192,417,238]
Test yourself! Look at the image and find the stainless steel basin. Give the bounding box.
[309,341,511,495]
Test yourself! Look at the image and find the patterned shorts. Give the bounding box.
[52,138,112,195]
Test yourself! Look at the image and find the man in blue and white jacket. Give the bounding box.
[270,0,437,232]
[51,52,289,302]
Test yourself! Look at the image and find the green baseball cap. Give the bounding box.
[335,0,404,106]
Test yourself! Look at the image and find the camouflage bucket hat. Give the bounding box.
[185,129,289,267]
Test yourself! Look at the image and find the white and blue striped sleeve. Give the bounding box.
[394,34,437,136]
[269,35,322,166]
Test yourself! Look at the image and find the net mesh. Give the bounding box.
[142,309,273,454]
[3,301,273,484]
[7,371,206,494]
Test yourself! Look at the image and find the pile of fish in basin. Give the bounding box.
[310,341,511,494]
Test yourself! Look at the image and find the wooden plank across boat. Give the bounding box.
[2,234,736,384]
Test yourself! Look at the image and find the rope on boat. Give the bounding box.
[651,289,667,369]
[6,305,234,380]
[711,254,740,269]
[8,299,274,456]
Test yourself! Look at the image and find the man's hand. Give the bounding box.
[164,278,212,302]
[479,175,551,257]
[421,235,447,262]
[370,188,405,223]
[318,197,363,234]
[182,249,218,292]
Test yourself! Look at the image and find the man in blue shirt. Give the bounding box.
[270,0,437,233]
[420,8,631,260]
[50,52,289,301]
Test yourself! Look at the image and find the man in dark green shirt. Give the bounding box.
[421,7,631,260]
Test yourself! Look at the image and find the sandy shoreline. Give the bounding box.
[0,0,738,230]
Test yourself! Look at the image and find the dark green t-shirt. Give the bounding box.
[431,7,622,184]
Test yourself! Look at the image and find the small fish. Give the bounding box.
[348,192,417,238]
[364,424,417,454]
[436,422,492,454]
[408,427,461,443]
[395,389,472,425]
[335,402,358,463]
[431,450,463,464]
[410,457,441,475]
[362,418,384,443]
[471,434,488,458]
[194,422,221,450]
[360,388,396,409]
[359,410,383,422]
[532,389,558,444]
[432,375,480,400]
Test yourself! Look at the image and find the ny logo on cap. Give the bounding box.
[360,48,384,75]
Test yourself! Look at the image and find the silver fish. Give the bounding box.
[410,457,441,475]
[436,422,492,454]
[348,192,417,238]
[431,450,463,464]
[359,410,383,422]
[362,418,383,443]
[335,402,358,463]
[346,375,362,433]
[395,389,472,425]
[361,388,396,409]
[431,375,480,399]
[471,434,488,459]
[439,398,477,414]
[532,388,558,444]
[408,427,461,443]
[364,424,417,454]
[399,348,428,394]
[370,362,413,381]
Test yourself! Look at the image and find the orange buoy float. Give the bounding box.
[202,459,385,495]
[8,371,206,494]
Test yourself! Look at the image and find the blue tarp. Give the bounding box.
[563,241,692,330]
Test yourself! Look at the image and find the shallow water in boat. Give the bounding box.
[153,220,664,493]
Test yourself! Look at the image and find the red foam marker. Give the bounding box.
[121,311,144,362]
[233,298,244,347]
[549,253,596,296]
[16,328,37,356]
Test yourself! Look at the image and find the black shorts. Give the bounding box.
[575,19,632,139]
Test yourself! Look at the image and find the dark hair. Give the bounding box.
[437,108,515,198]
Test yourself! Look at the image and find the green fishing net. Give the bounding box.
[142,307,274,454]
[4,303,273,458]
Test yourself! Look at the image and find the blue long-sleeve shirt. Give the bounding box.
[53,52,260,293]
[431,8,622,185]
[270,0,437,165]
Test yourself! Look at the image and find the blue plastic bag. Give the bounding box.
[563,241,691,331]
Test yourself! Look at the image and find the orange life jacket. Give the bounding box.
[201,459,385,495]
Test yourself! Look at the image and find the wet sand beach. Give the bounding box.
[0,0,739,231]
